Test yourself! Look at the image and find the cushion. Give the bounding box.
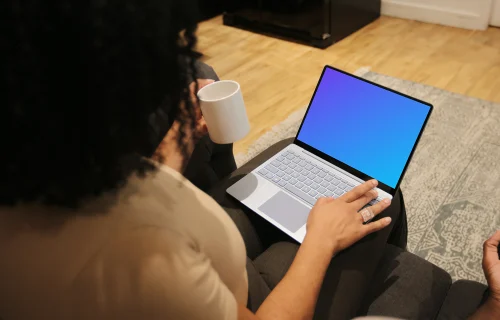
[436,280,487,319]
[254,242,453,319]
[253,242,299,290]
[359,245,452,320]
[246,257,271,312]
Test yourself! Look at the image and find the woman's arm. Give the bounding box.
[237,237,332,320]
[251,235,338,320]
[238,181,392,320]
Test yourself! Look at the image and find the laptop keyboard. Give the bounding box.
[257,150,359,206]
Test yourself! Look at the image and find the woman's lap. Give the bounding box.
[312,191,402,319]
[207,139,296,259]
[243,191,403,319]
[204,138,404,318]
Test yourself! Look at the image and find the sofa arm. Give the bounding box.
[359,245,452,320]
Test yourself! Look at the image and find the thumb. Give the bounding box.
[197,79,215,90]
[195,117,208,138]
[190,79,215,106]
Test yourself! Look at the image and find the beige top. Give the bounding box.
[0,165,248,319]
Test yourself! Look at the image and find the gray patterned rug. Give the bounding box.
[236,68,500,284]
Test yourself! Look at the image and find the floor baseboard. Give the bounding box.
[382,0,490,30]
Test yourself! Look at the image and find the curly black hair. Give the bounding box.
[0,1,200,208]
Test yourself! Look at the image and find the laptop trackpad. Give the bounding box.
[258,191,310,233]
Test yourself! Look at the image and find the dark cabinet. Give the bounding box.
[223,0,381,48]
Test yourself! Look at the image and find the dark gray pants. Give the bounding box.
[208,138,405,319]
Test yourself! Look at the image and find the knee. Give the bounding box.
[385,189,404,221]
[195,60,220,81]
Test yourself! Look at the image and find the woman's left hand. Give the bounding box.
[189,79,214,138]
[153,79,214,171]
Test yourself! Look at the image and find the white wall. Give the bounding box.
[382,0,493,30]
[491,0,500,27]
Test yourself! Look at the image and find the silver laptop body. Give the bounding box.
[227,66,432,243]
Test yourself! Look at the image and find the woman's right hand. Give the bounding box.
[305,180,393,255]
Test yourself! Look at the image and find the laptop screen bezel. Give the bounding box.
[294,65,433,196]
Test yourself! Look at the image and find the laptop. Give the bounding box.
[227,66,433,243]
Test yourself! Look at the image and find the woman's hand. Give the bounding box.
[305,180,392,255]
[188,79,214,138]
[153,79,214,172]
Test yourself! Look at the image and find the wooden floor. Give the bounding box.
[197,16,500,155]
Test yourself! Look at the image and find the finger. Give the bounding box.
[189,79,215,93]
[323,196,335,203]
[190,79,215,117]
[351,189,378,210]
[363,216,392,235]
[341,179,378,203]
[359,206,375,223]
[483,230,500,269]
[195,118,208,137]
[197,79,215,89]
[357,198,392,223]
[189,79,215,100]
[195,105,203,121]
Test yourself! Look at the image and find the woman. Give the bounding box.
[0,1,391,319]
[2,1,499,320]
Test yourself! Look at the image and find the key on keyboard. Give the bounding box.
[258,150,362,203]
[285,183,316,206]
[266,165,278,174]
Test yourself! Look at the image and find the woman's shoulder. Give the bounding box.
[72,226,239,319]
[124,164,243,242]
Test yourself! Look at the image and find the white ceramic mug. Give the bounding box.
[197,80,250,144]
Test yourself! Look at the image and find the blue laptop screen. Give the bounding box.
[296,68,430,188]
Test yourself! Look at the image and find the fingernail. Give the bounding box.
[383,199,391,205]
[384,217,392,224]
[371,190,378,197]
[371,180,378,187]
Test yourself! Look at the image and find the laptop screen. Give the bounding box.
[296,67,431,189]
